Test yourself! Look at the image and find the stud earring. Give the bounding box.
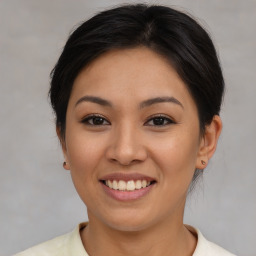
[201,160,206,165]
[63,161,67,168]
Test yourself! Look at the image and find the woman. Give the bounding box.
[15,4,235,256]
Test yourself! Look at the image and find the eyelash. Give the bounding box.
[145,114,175,126]
[81,114,110,126]
[81,114,175,127]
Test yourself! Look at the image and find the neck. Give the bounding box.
[81,210,197,256]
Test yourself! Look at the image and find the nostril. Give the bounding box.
[105,140,148,165]
[109,158,145,166]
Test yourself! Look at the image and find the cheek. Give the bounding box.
[65,129,106,181]
[65,133,107,206]
[151,130,199,185]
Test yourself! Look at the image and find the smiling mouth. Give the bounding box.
[100,179,156,191]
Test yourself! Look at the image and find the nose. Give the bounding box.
[106,123,148,166]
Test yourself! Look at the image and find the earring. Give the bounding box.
[63,161,67,168]
[201,160,206,165]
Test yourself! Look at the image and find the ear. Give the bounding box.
[196,115,222,169]
[56,126,70,170]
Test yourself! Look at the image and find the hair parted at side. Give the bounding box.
[50,4,224,139]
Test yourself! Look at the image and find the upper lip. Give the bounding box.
[99,172,156,182]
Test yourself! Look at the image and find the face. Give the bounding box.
[62,47,206,231]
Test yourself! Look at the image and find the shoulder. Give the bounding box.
[204,240,236,256]
[14,223,88,256]
[185,225,237,256]
[14,233,70,256]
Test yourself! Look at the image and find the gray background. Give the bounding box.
[0,0,255,255]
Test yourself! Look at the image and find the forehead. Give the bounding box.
[69,47,195,109]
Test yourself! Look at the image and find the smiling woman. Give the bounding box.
[15,4,235,256]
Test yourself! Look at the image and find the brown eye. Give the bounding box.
[145,116,174,126]
[82,115,110,125]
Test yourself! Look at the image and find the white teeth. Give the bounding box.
[105,179,152,191]
[135,180,142,189]
[108,180,113,189]
[118,180,126,191]
[112,180,118,190]
[127,180,135,191]
[142,180,147,188]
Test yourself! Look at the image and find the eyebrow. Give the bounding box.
[75,95,183,109]
[140,97,184,109]
[75,96,112,107]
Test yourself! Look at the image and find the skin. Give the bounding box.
[59,47,222,256]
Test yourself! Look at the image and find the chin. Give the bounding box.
[100,210,159,232]
[106,220,152,232]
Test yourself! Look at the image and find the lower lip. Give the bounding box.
[101,182,155,201]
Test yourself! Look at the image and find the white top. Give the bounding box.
[14,223,236,256]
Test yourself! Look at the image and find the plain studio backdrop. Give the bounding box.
[0,0,255,255]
